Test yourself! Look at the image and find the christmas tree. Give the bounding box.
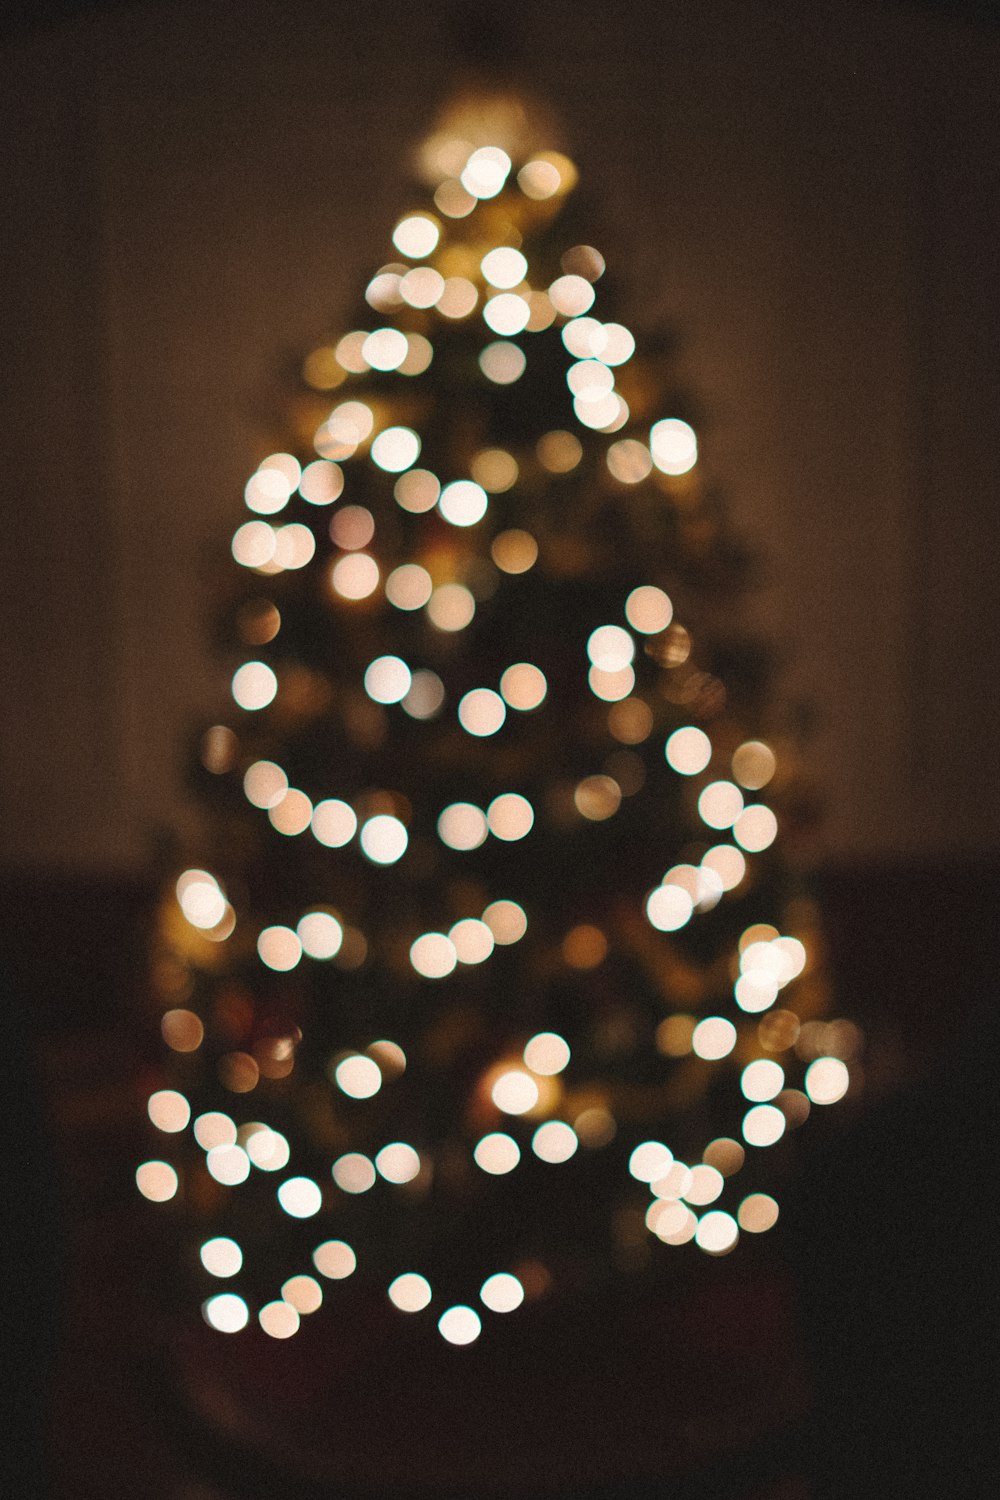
[140,87,856,1347]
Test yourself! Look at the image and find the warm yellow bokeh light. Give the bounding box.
[692,1016,737,1060]
[473,1132,520,1174]
[482,900,527,945]
[148,1090,190,1133]
[200,1237,242,1277]
[335,1054,382,1099]
[491,529,538,573]
[392,214,440,258]
[487,793,534,841]
[313,1240,356,1279]
[360,814,408,864]
[332,1154,376,1194]
[438,802,488,851]
[410,932,458,979]
[427,583,475,632]
[480,1273,525,1312]
[136,1161,178,1202]
[389,1273,432,1312]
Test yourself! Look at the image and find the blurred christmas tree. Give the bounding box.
[140,86,857,1347]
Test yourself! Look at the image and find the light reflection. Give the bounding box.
[625,586,672,634]
[245,1128,290,1171]
[646,884,693,932]
[482,248,528,289]
[574,1106,616,1147]
[523,1032,570,1075]
[400,332,434,375]
[499,663,546,710]
[608,698,653,744]
[656,1015,696,1056]
[518,153,577,200]
[703,1137,745,1175]
[574,775,621,821]
[194,1112,237,1150]
[232,520,277,569]
[244,760,288,810]
[683,1164,724,1206]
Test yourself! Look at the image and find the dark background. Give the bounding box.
[2,1,998,1496]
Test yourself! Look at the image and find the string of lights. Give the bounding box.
[140,88,860,1347]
